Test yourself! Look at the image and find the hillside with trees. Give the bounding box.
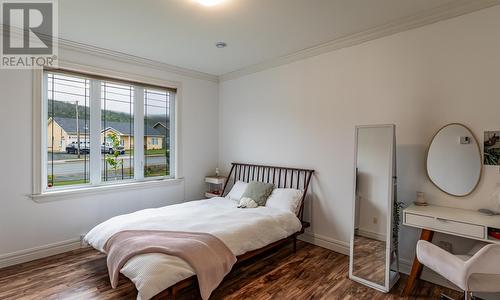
[48,100,169,126]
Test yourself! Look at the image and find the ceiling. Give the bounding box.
[59,0,469,76]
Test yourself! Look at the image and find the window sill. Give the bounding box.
[31,178,184,203]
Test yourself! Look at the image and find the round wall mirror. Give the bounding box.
[426,123,482,197]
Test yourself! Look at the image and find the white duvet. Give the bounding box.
[85,197,302,300]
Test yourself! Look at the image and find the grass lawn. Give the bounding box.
[146,149,168,155]
[145,165,169,177]
[49,179,88,187]
[145,171,169,177]
[50,173,168,185]
[125,149,168,156]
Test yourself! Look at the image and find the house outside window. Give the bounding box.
[44,69,176,190]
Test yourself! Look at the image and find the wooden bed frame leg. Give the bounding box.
[293,236,297,253]
[168,286,176,300]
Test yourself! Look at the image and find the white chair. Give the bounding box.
[416,240,500,299]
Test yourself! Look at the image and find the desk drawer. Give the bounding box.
[405,213,485,239]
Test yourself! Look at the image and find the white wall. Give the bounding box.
[0,46,219,264]
[219,5,500,267]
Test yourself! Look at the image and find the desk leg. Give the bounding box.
[402,229,434,297]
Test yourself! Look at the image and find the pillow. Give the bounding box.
[238,181,274,207]
[265,188,304,214]
[226,181,248,202]
[237,197,259,209]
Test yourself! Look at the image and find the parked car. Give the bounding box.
[66,141,90,154]
[101,142,125,155]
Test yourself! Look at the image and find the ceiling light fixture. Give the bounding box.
[216,42,227,48]
[197,0,224,7]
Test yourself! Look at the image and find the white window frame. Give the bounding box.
[32,65,182,201]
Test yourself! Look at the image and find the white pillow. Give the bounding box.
[226,181,248,202]
[265,188,304,214]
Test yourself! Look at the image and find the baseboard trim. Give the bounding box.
[0,238,81,269]
[356,228,386,242]
[299,232,350,255]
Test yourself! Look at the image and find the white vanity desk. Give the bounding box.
[402,203,500,295]
[404,204,500,244]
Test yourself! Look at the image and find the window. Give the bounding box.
[47,72,90,187]
[144,88,172,178]
[101,81,134,182]
[43,70,176,191]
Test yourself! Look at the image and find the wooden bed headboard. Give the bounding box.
[221,162,314,221]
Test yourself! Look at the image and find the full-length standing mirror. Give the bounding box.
[349,124,399,292]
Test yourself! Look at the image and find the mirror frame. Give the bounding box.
[425,123,482,197]
[349,124,399,293]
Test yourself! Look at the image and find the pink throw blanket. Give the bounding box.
[103,230,237,300]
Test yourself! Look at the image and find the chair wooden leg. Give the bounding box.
[402,229,434,296]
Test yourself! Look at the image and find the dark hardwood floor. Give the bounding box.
[0,241,461,300]
[352,235,386,286]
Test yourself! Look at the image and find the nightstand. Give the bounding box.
[205,176,226,198]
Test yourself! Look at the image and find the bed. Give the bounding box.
[85,163,314,300]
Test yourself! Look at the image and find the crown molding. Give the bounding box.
[219,0,500,82]
[0,25,218,82]
[3,0,499,83]
[58,39,219,82]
